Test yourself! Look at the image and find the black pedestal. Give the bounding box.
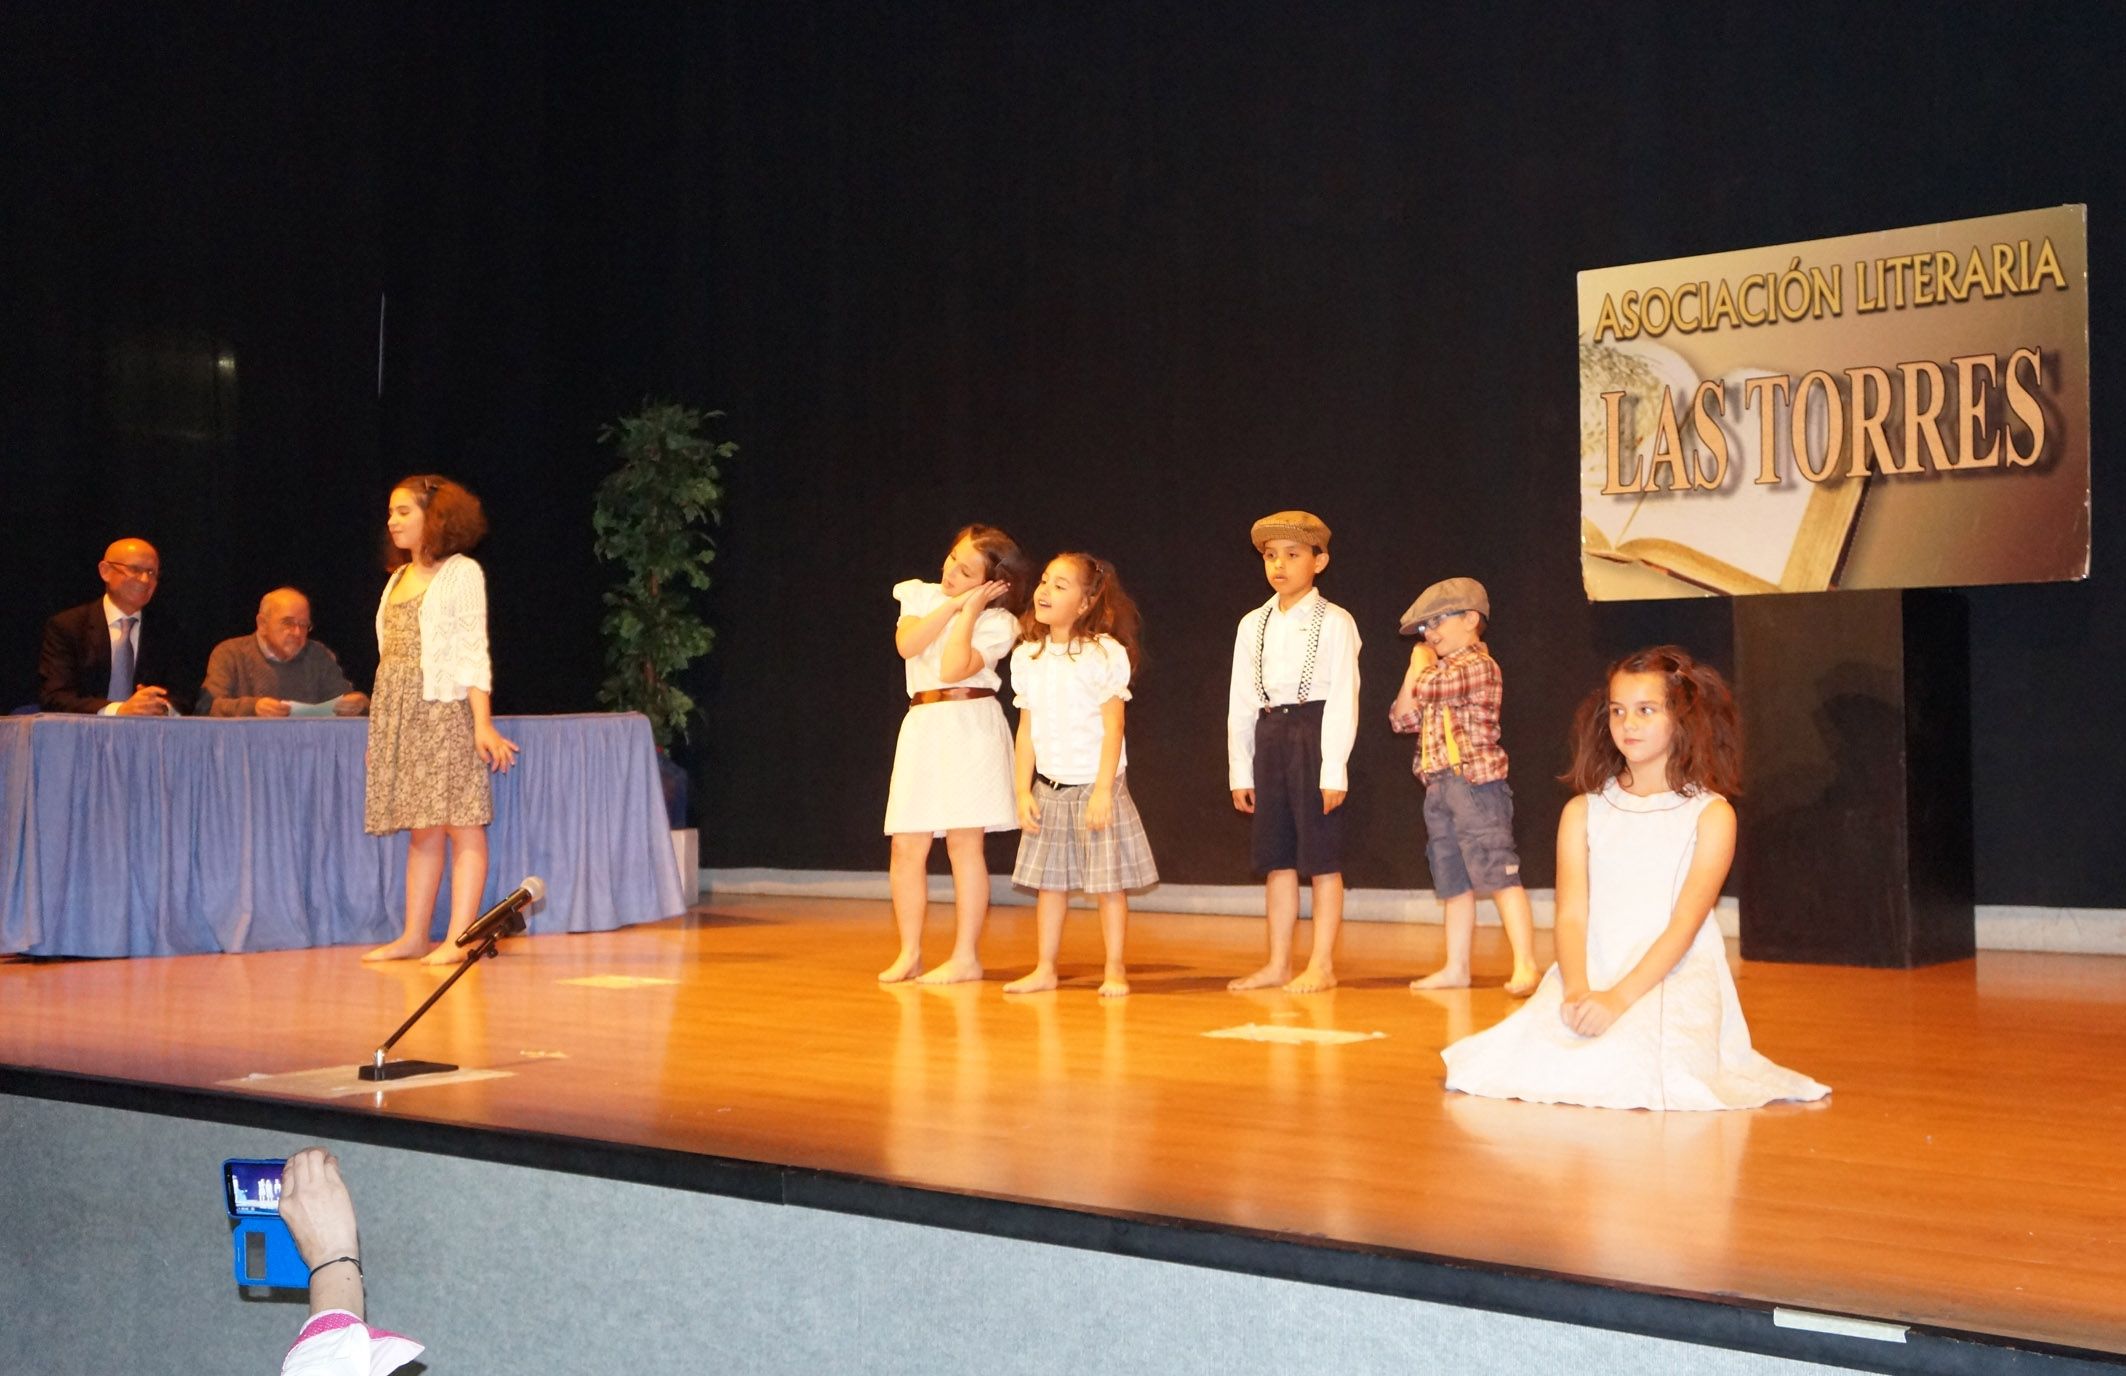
[1732,589,1975,967]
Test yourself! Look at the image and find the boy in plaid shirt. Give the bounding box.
[1389,577,1539,994]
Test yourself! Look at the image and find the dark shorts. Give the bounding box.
[1251,701,1345,879]
[1422,773,1520,900]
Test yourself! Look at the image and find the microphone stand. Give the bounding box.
[357,909,526,1082]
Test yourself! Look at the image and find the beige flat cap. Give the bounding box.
[1250,510,1331,551]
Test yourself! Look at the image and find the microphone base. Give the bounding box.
[359,1059,459,1082]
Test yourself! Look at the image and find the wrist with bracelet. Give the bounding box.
[308,1255,363,1282]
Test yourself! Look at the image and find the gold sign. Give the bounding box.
[1577,206,2089,600]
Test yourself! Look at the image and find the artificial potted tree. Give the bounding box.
[592,401,735,896]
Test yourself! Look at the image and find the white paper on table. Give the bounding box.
[287,697,347,718]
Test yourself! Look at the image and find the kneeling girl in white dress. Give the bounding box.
[1442,646,1829,1111]
[881,525,1035,985]
[1005,553,1157,998]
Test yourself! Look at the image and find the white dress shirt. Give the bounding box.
[1225,588,1362,791]
[98,595,145,716]
[1010,634,1133,785]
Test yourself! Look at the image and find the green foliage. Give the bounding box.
[592,402,735,748]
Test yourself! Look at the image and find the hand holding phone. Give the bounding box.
[223,1157,307,1289]
[278,1149,361,1268]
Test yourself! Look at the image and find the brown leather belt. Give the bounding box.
[908,687,998,707]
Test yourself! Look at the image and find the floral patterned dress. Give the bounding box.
[364,593,492,833]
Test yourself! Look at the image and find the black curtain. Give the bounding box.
[3,2,2121,904]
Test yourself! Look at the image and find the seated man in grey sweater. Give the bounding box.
[198,587,370,717]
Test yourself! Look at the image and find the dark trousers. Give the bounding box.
[1251,700,1344,879]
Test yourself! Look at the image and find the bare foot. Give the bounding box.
[915,957,982,986]
[362,937,427,962]
[1098,971,1130,998]
[421,941,467,966]
[1003,966,1058,994]
[1284,966,1337,994]
[1410,967,1471,991]
[1504,966,1542,997]
[878,950,922,983]
[1227,964,1291,992]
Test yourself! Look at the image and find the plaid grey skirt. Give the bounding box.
[1011,772,1160,894]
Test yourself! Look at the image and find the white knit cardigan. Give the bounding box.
[374,553,492,701]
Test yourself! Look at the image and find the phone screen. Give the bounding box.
[224,1158,286,1216]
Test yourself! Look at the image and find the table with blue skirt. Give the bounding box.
[0,713,689,957]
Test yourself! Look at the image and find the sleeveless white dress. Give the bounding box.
[1441,782,1829,1111]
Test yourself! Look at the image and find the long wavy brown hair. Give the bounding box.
[953,523,1035,616]
[1021,552,1142,673]
[1562,645,1741,797]
[385,474,488,567]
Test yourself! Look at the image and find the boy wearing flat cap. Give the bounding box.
[1389,577,1539,994]
[1226,510,1362,994]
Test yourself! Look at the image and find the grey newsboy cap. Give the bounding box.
[1398,577,1490,634]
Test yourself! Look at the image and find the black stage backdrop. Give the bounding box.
[2,4,2121,906]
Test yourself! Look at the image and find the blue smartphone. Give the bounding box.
[222,1158,307,1287]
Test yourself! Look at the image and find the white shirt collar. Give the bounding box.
[1265,587,1322,617]
[102,595,140,628]
[256,633,287,663]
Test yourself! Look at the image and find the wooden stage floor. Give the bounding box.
[5,894,2124,1362]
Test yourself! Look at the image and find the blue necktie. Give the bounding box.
[109,616,137,701]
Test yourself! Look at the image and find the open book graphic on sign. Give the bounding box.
[1579,340,1864,596]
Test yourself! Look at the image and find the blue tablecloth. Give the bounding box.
[0,713,688,957]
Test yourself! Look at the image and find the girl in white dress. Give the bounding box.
[1442,647,1829,1111]
[881,526,1034,984]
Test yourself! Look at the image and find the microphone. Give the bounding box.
[455,876,546,948]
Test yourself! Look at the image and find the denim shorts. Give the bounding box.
[1421,773,1520,900]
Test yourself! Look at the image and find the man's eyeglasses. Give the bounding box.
[103,561,161,581]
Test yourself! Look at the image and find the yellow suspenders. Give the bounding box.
[1421,705,1464,774]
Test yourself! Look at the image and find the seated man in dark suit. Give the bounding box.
[39,538,185,715]
[198,587,370,717]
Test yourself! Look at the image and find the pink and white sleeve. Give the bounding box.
[281,1311,424,1376]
